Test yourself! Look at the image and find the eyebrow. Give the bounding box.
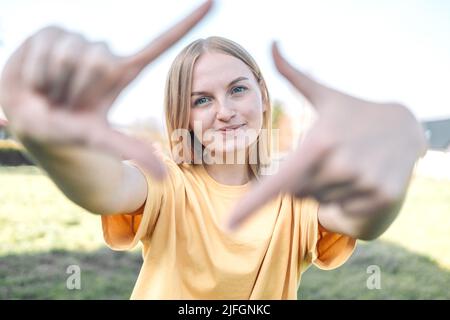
[191,76,249,97]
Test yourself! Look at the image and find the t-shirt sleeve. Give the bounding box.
[101,153,179,251]
[299,197,357,271]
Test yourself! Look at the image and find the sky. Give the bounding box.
[1,0,449,129]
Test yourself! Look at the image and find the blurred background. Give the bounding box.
[0,0,449,299]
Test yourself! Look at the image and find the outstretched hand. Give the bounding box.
[0,0,213,179]
[228,42,427,230]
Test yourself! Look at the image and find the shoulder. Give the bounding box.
[280,192,319,217]
[124,150,187,190]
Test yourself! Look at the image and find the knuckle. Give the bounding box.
[34,25,65,40]
[374,188,398,209]
[84,56,108,74]
[51,35,87,68]
[24,26,64,52]
[357,176,377,193]
[42,25,64,33]
[328,155,356,179]
[53,50,76,68]
[83,44,115,74]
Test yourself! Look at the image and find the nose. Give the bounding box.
[216,99,236,122]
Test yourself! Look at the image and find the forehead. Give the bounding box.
[192,52,255,89]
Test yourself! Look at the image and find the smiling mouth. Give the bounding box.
[217,124,246,132]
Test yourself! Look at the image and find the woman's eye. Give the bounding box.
[231,86,248,95]
[193,97,211,106]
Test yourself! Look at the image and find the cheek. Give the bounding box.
[189,108,216,142]
[241,93,264,129]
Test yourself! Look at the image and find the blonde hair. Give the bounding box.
[164,36,272,178]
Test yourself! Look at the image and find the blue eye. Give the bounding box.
[193,96,211,107]
[231,86,248,95]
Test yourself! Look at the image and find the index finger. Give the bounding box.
[272,41,333,107]
[0,40,30,108]
[123,0,213,72]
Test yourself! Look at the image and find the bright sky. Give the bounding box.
[1,0,449,129]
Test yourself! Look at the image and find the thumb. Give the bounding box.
[272,41,333,108]
[117,0,213,87]
[88,124,167,180]
[227,127,327,230]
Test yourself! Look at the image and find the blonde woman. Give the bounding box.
[0,0,426,299]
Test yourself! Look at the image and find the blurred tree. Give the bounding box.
[271,100,294,153]
[271,99,284,129]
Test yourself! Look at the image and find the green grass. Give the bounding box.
[300,174,450,299]
[299,241,450,299]
[0,166,449,299]
[0,249,141,299]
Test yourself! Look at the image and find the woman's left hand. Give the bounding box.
[228,42,428,232]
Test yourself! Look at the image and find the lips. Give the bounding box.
[217,124,245,131]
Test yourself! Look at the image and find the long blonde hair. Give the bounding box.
[164,36,272,178]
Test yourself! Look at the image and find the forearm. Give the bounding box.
[20,136,126,215]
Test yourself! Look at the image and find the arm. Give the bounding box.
[228,42,427,235]
[21,137,147,215]
[0,2,212,215]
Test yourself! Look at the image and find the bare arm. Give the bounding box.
[21,137,147,215]
[228,42,426,240]
[0,1,212,215]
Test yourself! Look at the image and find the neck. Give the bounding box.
[204,158,252,186]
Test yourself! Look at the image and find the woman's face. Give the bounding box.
[189,52,265,160]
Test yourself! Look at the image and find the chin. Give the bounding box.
[201,128,259,163]
[204,140,251,165]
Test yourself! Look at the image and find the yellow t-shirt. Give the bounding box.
[101,155,356,299]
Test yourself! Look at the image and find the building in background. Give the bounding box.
[416,117,450,180]
[423,118,450,151]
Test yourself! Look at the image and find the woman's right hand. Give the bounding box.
[0,0,213,179]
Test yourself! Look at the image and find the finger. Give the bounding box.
[339,192,383,217]
[22,26,64,93]
[46,34,86,104]
[227,128,330,230]
[118,0,213,86]
[314,181,355,203]
[66,42,115,109]
[272,41,333,107]
[315,181,373,204]
[343,180,407,217]
[0,41,28,109]
[89,125,168,180]
[45,111,168,180]
[303,154,358,197]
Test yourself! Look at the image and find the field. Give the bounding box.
[1,166,449,299]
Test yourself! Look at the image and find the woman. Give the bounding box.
[0,1,426,299]
[102,35,357,299]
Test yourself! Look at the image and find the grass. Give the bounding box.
[299,241,450,299]
[0,166,449,299]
